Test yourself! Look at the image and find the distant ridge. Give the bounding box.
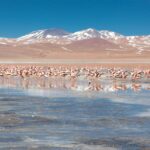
[0,28,150,59]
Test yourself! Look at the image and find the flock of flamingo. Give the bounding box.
[0,65,149,80]
[0,65,149,91]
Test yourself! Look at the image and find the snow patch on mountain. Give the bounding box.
[18,29,70,41]
[64,28,124,41]
[99,30,124,40]
[126,35,150,51]
[65,28,101,41]
[61,46,72,52]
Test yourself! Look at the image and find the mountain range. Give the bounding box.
[0,28,150,60]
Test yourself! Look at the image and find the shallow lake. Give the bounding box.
[0,77,150,150]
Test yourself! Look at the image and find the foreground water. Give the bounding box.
[0,77,150,150]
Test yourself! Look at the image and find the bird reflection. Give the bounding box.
[0,76,149,92]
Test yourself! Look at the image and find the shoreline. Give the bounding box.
[0,58,150,64]
[0,59,149,69]
[0,63,149,69]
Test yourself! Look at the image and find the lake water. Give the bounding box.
[0,77,150,150]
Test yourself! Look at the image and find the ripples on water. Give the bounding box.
[0,77,150,150]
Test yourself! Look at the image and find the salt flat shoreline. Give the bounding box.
[0,59,149,69]
[0,63,149,69]
[0,58,150,64]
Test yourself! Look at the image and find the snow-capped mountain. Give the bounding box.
[0,28,150,59]
[15,28,150,53]
[17,28,124,42]
[18,28,70,41]
[65,28,101,41]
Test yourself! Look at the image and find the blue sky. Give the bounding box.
[0,0,150,37]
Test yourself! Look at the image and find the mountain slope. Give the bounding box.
[0,28,150,60]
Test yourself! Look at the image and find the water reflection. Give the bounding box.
[0,77,150,149]
[0,76,149,92]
